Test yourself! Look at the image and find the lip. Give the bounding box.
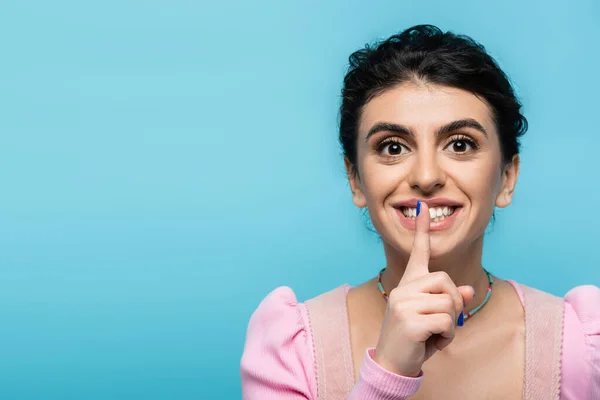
[393,199,463,232]
[392,197,463,208]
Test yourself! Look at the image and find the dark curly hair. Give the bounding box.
[340,24,528,174]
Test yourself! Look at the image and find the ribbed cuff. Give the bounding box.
[350,348,423,400]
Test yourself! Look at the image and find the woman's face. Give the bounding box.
[346,82,519,259]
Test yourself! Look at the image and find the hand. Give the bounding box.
[373,201,475,377]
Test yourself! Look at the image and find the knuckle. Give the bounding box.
[404,319,423,340]
[411,241,429,255]
[419,246,430,257]
[432,270,451,283]
[388,288,403,304]
[391,302,407,320]
[441,294,454,310]
[442,314,455,331]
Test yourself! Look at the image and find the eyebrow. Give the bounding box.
[365,118,488,141]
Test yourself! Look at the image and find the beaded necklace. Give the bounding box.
[377,268,494,321]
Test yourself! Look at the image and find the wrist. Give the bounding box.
[353,348,424,399]
[372,349,422,378]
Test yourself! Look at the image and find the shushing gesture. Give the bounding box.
[373,201,476,377]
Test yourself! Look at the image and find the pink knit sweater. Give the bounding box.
[240,281,600,399]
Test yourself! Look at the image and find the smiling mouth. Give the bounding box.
[399,206,458,222]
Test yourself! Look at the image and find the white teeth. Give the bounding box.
[429,208,436,219]
[402,207,417,218]
[401,206,457,220]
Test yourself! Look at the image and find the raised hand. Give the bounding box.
[373,201,475,377]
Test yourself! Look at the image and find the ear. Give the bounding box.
[344,157,367,208]
[495,154,520,208]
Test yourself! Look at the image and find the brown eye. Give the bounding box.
[452,140,469,152]
[445,136,478,154]
[377,140,408,156]
[386,142,404,155]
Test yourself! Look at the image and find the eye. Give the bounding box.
[444,135,479,154]
[377,139,409,157]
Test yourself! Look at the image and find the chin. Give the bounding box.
[429,234,459,255]
[384,231,464,262]
[428,246,459,261]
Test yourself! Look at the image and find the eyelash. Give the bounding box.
[447,135,479,152]
[376,138,407,154]
[375,135,480,156]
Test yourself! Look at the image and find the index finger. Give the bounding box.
[402,200,431,282]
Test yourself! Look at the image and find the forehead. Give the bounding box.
[359,82,497,137]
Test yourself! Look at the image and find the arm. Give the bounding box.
[240,287,316,399]
[241,287,424,400]
[349,348,423,399]
[562,285,600,400]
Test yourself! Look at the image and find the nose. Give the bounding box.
[407,148,446,194]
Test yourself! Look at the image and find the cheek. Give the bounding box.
[454,162,502,212]
[360,162,408,202]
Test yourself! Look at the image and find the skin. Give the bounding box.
[344,82,526,398]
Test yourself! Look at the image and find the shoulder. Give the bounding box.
[563,284,600,323]
[246,286,307,330]
[240,286,317,399]
[512,282,600,398]
[562,285,600,399]
[512,281,600,338]
[242,286,313,358]
[562,284,600,354]
[244,284,351,335]
[563,285,600,343]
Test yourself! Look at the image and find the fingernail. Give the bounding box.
[468,285,476,296]
[416,200,421,216]
[457,312,464,327]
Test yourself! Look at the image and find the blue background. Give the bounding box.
[1,0,599,398]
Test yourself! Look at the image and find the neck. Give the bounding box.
[380,235,490,313]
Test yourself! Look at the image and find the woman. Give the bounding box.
[240,25,600,399]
